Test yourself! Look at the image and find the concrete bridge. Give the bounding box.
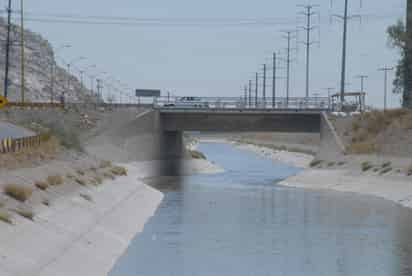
[144,97,341,175]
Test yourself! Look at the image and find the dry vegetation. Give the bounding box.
[110,166,127,176]
[408,164,412,176]
[75,177,87,186]
[0,136,60,170]
[35,180,49,191]
[0,211,12,224]
[310,159,323,168]
[80,193,93,202]
[189,150,206,160]
[348,109,412,154]
[14,209,34,221]
[99,160,112,169]
[47,175,64,186]
[4,184,33,202]
[361,161,373,172]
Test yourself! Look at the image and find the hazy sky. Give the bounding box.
[9,0,407,107]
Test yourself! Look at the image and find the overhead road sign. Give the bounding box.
[135,89,161,97]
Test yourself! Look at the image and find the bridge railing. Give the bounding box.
[154,96,331,111]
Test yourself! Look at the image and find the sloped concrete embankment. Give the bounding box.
[319,112,346,159]
[86,109,186,176]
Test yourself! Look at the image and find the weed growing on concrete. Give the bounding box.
[408,164,412,176]
[103,172,115,180]
[76,169,85,176]
[35,181,49,191]
[0,211,12,224]
[310,160,323,168]
[99,160,112,169]
[189,150,206,160]
[4,184,33,202]
[327,162,336,167]
[382,162,392,168]
[14,209,34,221]
[75,178,87,186]
[111,166,128,176]
[47,175,64,186]
[380,167,393,175]
[80,193,93,202]
[361,162,373,172]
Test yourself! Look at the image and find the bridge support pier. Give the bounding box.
[158,131,184,175]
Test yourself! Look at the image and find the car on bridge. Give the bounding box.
[162,97,210,109]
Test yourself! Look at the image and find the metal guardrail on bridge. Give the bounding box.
[154,96,331,111]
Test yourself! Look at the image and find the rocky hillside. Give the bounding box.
[0,17,95,103]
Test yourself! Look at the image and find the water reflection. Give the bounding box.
[111,143,412,276]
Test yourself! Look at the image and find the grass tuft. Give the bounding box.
[99,160,112,169]
[111,166,128,176]
[14,209,34,221]
[103,172,115,180]
[75,177,87,186]
[408,164,412,176]
[42,199,50,206]
[361,161,373,172]
[382,161,392,168]
[0,211,12,224]
[80,193,93,202]
[47,175,64,186]
[189,150,206,160]
[76,169,85,176]
[4,184,33,202]
[310,160,323,168]
[94,176,103,185]
[380,167,393,175]
[35,181,49,191]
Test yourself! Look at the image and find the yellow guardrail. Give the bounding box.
[6,102,64,108]
[0,135,45,153]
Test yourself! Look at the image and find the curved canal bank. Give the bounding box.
[110,142,412,276]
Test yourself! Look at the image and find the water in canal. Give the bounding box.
[110,142,412,276]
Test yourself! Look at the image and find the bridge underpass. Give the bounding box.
[153,108,338,175]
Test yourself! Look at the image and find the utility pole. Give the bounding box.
[405,0,412,107]
[96,79,102,103]
[272,52,276,108]
[355,74,368,93]
[4,0,12,98]
[67,63,71,98]
[298,4,318,98]
[324,87,335,110]
[340,0,349,104]
[255,72,258,108]
[282,31,296,106]
[378,67,394,111]
[262,64,267,106]
[244,85,248,106]
[355,75,368,112]
[248,80,252,108]
[50,62,55,103]
[20,0,25,103]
